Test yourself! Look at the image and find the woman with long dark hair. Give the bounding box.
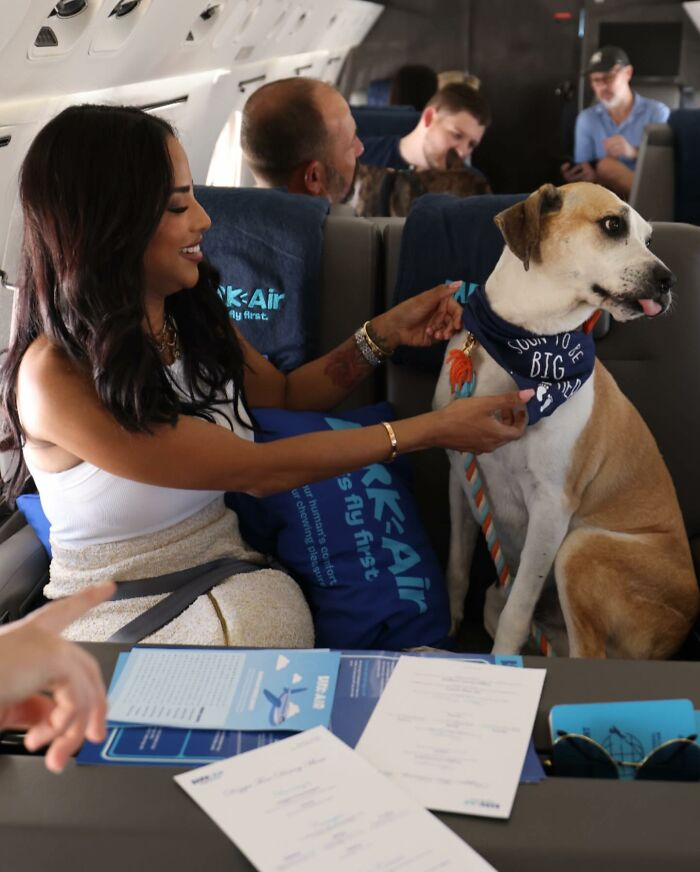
[0,104,530,646]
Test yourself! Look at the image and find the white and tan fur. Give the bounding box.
[433,182,699,658]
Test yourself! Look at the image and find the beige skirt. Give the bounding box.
[45,497,314,648]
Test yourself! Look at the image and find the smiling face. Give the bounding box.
[422,107,485,169]
[142,136,211,306]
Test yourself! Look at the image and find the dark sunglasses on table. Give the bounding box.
[546,730,700,781]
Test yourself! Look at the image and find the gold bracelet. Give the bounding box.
[380,420,398,462]
[363,321,394,359]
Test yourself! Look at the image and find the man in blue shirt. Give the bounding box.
[561,46,670,199]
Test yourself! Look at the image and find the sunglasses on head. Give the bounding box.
[547,730,700,781]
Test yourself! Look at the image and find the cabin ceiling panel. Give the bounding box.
[0,0,382,102]
[0,1,35,56]
[266,49,347,83]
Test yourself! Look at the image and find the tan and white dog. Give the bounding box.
[433,182,700,658]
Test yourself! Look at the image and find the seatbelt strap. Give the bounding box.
[107,557,265,644]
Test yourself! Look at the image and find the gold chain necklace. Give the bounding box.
[152,314,180,360]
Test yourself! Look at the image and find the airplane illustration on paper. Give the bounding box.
[263,686,308,726]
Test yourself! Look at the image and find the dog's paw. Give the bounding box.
[491,641,521,656]
[448,595,465,637]
[448,613,463,638]
[492,626,529,655]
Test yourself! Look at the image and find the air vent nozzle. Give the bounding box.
[110,0,141,17]
[50,0,88,18]
[200,4,220,22]
[34,27,59,48]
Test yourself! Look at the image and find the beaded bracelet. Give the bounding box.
[353,321,394,367]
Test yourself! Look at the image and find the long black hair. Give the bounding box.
[0,104,252,501]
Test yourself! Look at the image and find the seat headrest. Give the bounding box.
[351,105,421,138]
[392,192,526,371]
[194,186,329,372]
[668,109,700,226]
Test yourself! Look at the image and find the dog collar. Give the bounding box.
[457,284,596,425]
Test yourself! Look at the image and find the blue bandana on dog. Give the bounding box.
[461,284,596,425]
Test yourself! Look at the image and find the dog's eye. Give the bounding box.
[645,237,652,249]
[600,215,627,238]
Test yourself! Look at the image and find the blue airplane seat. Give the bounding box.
[350,105,420,140]
[366,77,391,106]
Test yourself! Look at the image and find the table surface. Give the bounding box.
[1,645,699,872]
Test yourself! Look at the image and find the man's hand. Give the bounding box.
[560,161,597,183]
[0,581,115,773]
[603,135,637,161]
[369,282,464,350]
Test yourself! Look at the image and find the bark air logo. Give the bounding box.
[219,286,286,322]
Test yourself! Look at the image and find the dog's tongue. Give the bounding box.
[639,298,663,317]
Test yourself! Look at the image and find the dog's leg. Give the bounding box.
[492,497,571,654]
[555,528,698,658]
[446,460,480,636]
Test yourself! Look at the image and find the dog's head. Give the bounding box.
[493,182,675,324]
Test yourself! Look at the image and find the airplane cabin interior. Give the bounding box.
[1,2,700,871]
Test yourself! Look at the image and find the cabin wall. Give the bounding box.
[337,0,472,98]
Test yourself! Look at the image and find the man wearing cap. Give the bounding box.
[561,45,670,198]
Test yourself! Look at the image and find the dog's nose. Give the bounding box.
[653,263,676,294]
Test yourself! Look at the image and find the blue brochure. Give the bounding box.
[80,650,545,783]
[107,648,340,732]
[549,699,697,779]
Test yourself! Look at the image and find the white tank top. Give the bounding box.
[23,360,253,548]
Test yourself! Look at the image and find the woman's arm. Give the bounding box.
[19,337,530,498]
[243,282,463,410]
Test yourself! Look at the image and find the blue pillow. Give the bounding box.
[227,403,450,650]
[17,493,51,558]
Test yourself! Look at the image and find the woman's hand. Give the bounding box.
[433,389,533,455]
[369,282,464,350]
[0,581,115,773]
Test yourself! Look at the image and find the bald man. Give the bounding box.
[241,78,364,204]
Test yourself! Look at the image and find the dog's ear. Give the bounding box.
[494,184,563,271]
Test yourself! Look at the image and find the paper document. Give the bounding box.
[107,648,340,731]
[80,650,543,783]
[356,656,545,819]
[175,726,497,872]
